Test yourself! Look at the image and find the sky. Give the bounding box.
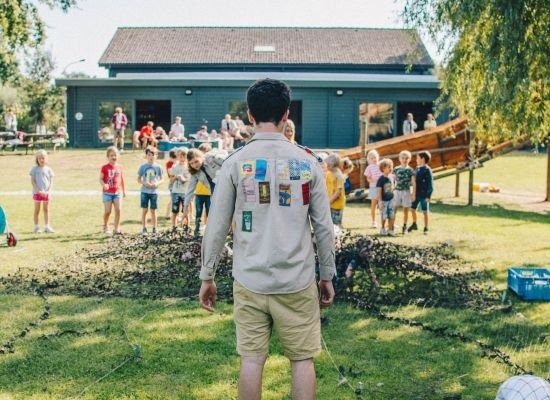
[37,0,438,78]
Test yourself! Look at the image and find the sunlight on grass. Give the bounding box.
[68,335,110,349]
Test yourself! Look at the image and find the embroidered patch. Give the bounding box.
[259,182,270,204]
[300,160,312,181]
[242,211,252,232]
[302,182,310,205]
[241,161,255,175]
[242,178,256,203]
[278,184,291,207]
[255,159,267,180]
[276,160,289,180]
[289,159,301,180]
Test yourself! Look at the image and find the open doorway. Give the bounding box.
[289,101,302,144]
[397,101,434,135]
[135,100,171,131]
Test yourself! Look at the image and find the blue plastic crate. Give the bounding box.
[508,268,550,301]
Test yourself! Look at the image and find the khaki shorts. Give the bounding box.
[233,280,320,361]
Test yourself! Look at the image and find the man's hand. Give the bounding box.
[319,280,335,308]
[199,280,217,312]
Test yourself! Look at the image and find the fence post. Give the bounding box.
[468,169,474,206]
[455,173,460,197]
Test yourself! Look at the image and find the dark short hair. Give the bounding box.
[418,150,431,164]
[145,146,158,155]
[246,78,291,125]
[169,149,178,159]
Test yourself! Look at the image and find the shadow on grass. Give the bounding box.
[431,202,550,222]
[0,296,239,400]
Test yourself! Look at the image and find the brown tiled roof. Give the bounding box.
[98,27,433,66]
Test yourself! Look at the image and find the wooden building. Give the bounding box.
[57,27,444,148]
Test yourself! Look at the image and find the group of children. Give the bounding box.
[365,149,433,236]
[321,148,433,236]
[29,144,431,238]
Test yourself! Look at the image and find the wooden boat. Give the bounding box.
[338,117,471,189]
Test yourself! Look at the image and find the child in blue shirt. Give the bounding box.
[408,150,433,235]
[137,146,163,235]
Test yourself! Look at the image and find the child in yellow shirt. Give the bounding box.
[325,153,346,228]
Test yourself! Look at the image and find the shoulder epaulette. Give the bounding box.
[294,143,323,163]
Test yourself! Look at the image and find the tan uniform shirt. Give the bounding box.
[200,132,336,294]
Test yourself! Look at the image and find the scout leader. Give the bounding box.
[199,78,336,400]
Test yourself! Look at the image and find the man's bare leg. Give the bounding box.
[291,358,316,400]
[239,355,267,400]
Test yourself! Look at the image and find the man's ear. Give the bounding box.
[246,110,255,125]
[281,109,290,124]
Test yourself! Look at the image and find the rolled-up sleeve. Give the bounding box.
[308,163,336,281]
[199,163,236,280]
[184,174,199,207]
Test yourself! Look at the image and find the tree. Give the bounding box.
[403,0,550,201]
[0,0,75,83]
[19,48,65,130]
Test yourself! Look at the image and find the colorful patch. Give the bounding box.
[278,184,291,207]
[289,159,301,180]
[242,178,256,203]
[240,161,255,175]
[300,160,312,181]
[255,159,267,180]
[242,211,252,232]
[302,182,310,205]
[276,160,290,180]
[259,182,270,204]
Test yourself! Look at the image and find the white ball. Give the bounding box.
[496,375,550,400]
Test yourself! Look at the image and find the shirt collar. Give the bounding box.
[250,131,289,141]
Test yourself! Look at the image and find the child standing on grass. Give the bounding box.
[137,146,163,235]
[365,149,382,228]
[408,151,433,235]
[165,149,178,219]
[30,149,54,233]
[377,158,396,236]
[393,150,416,234]
[169,148,190,231]
[100,146,126,234]
[325,153,346,228]
[341,157,354,195]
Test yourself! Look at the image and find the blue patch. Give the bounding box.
[289,159,300,180]
[255,159,267,180]
[300,160,312,181]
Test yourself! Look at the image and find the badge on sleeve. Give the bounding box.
[242,211,252,232]
[241,161,255,176]
[259,182,270,204]
[276,160,289,180]
[300,160,312,181]
[302,182,310,205]
[255,159,267,180]
[242,177,256,203]
[278,184,291,207]
[289,159,300,180]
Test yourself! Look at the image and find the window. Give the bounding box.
[98,101,133,141]
[358,103,394,143]
[254,45,275,53]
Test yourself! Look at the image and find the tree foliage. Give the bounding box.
[17,47,65,130]
[0,0,75,83]
[403,0,549,145]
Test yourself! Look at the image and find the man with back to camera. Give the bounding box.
[199,78,336,400]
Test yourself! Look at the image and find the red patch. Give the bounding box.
[302,183,310,205]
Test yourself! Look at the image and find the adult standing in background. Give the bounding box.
[424,113,437,130]
[169,116,186,141]
[4,108,17,133]
[111,107,128,152]
[200,78,335,400]
[402,113,417,135]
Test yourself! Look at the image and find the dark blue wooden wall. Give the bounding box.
[67,85,442,149]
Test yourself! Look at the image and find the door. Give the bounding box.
[135,100,172,132]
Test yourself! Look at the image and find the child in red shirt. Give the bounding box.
[139,121,156,148]
[100,146,126,234]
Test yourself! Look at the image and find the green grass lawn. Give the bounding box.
[0,149,549,399]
